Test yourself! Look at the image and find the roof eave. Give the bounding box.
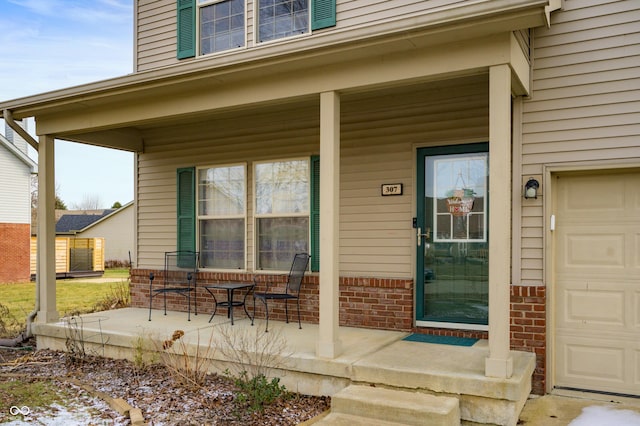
[0,0,552,121]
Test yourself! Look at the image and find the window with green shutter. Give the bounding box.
[177,157,319,272]
[177,167,196,252]
[311,0,336,30]
[177,0,196,59]
[197,164,246,269]
[178,0,336,58]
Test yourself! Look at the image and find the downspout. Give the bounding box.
[4,110,39,150]
[3,109,40,341]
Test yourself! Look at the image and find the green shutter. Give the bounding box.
[311,0,336,30]
[177,167,196,252]
[310,156,320,272]
[177,0,196,59]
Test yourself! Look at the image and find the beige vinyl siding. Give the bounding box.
[519,0,640,285]
[136,75,488,276]
[137,0,177,71]
[137,0,477,72]
[137,104,320,269]
[336,0,465,29]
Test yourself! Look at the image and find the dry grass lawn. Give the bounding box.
[0,269,130,338]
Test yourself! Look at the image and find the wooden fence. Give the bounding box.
[30,237,105,279]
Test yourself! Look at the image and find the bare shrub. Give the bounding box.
[94,279,131,312]
[154,329,215,390]
[132,334,159,372]
[104,260,131,269]
[63,315,109,364]
[0,302,21,338]
[218,324,290,380]
[217,324,292,412]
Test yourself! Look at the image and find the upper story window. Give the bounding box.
[199,0,246,55]
[257,0,309,43]
[177,0,336,60]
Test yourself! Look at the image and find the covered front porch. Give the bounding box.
[33,307,535,425]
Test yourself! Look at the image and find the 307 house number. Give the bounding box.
[381,183,403,196]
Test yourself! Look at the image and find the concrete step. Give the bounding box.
[323,385,460,426]
[315,412,409,426]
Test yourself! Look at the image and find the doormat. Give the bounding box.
[402,334,478,347]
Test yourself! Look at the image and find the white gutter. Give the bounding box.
[3,109,38,151]
[545,0,561,27]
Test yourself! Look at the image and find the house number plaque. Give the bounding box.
[381,183,403,196]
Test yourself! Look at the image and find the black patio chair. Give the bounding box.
[252,253,310,332]
[148,251,199,321]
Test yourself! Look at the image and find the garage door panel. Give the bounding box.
[556,335,638,394]
[564,233,625,268]
[561,175,626,212]
[561,340,624,383]
[554,171,640,396]
[556,280,635,331]
[563,288,625,326]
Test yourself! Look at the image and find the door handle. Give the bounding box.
[417,227,430,246]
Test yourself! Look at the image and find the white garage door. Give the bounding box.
[554,170,640,396]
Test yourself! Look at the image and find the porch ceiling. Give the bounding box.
[0,0,549,152]
[120,73,490,152]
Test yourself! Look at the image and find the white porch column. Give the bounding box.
[485,65,513,378]
[316,91,342,358]
[37,135,59,323]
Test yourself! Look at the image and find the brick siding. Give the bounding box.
[0,223,30,282]
[131,269,413,331]
[511,285,546,395]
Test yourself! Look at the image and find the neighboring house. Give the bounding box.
[0,121,37,282]
[54,203,134,268]
[55,209,115,235]
[1,0,638,402]
[29,204,134,277]
[66,202,135,266]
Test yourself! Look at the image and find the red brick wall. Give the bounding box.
[0,223,31,282]
[339,277,413,330]
[511,285,546,395]
[131,269,413,331]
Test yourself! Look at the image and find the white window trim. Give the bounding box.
[196,162,248,271]
[197,0,249,57]
[252,0,311,46]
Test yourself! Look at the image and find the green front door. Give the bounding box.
[416,143,489,326]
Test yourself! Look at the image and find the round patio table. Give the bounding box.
[204,282,254,325]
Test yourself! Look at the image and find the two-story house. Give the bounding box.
[1,0,638,408]
[0,121,37,282]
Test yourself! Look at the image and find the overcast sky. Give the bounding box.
[0,0,135,209]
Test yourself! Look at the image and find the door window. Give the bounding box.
[416,145,489,326]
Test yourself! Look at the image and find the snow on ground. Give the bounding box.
[569,405,640,426]
[4,400,128,425]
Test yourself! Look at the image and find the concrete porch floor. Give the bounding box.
[32,307,536,425]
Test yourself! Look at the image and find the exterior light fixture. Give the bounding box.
[524,178,540,199]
